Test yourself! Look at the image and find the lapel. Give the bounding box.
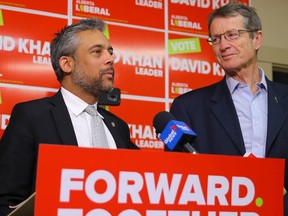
[266,80,288,153]
[209,79,246,155]
[48,91,78,146]
[98,107,125,148]
[98,108,118,135]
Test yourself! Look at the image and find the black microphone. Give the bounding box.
[153,111,198,154]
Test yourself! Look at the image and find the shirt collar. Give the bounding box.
[61,87,103,118]
[225,67,267,94]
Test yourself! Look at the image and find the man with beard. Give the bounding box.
[0,18,138,215]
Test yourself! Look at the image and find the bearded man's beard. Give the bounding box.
[71,68,114,97]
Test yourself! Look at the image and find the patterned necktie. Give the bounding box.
[85,105,109,148]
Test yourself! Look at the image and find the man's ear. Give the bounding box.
[59,56,74,74]
[254,30,263,51]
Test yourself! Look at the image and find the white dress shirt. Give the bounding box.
[61,87,117,149]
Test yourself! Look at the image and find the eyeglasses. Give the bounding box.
[207,29,253,46]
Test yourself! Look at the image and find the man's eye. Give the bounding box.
[212,37,219,42]
[93,49,101,53]
[227,32,238,38]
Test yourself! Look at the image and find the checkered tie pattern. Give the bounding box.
[85,105,109,148]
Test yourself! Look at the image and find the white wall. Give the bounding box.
[251,0,288,80]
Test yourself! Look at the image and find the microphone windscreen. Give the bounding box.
[153,111,176,134]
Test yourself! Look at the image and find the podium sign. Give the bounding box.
[35,144,284,216]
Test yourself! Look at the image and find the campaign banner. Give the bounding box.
[0,85,56,137]
[169,0,250,35]
[0,0,67,14]
[107,98,166,150]
[168,34,223,98]
[36,144,284,215]
[107,24,166,98]
[0,0,252,146]
[0,9,66,88]
[72,0,164,29]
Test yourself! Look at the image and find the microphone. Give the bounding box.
[153,111,198,154]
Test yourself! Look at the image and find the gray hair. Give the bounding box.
[50,18,106,82]
[207,1,262,38]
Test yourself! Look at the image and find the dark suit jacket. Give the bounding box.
[0,91,138,215]
[170,77,288,213]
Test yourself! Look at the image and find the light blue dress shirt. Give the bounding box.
[226,68,268,158]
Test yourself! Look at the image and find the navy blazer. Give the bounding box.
[170,77,288,212]
[0,91,138,215]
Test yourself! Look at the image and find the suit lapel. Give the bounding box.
[49,91,78,146]
[210,79,246,155]
[98,108,127,149]
[266,80,288,153]
[98,107,120,145]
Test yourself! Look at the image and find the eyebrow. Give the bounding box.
[89,44,114,52]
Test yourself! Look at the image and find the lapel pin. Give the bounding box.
[111,122,116,127]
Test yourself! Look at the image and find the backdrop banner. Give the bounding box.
[0,0,250,149]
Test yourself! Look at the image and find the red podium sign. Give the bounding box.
[35,144,284,215]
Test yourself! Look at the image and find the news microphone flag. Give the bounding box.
[160,120,196,151]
